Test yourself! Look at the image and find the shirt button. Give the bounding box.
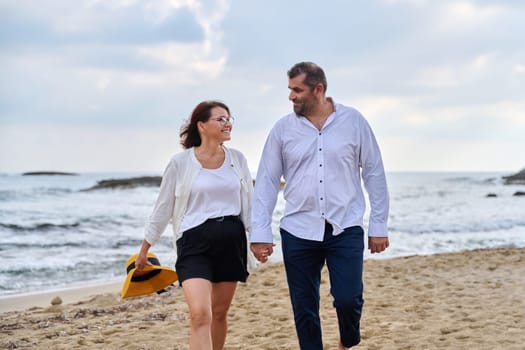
[319,164,322,167]
[320,180,323,183]
[320,197,323,200]
[318,148,322,151]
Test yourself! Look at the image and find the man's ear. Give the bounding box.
[313,83,324,97]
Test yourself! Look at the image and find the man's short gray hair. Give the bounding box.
[287,62,327,92]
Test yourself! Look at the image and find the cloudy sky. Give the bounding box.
[1,0,524,173]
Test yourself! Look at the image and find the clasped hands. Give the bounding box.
[250,243,275,263]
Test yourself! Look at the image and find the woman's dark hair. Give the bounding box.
[287,61,327,93]
[179,100,230,149]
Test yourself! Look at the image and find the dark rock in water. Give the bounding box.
[83,176,162,191]
[22,171,78,176]
[503,168,525,185]
[485,193,497,198]
[513,191,525,196]
[83,177,283,191]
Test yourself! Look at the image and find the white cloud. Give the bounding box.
[354,96,402,113]
[414,66,461,88]
[468,53,495,72]
[412,52,497,89]
[514,64,525,74]
[258,84,274,95]
[382,0,428,6]
[142,0,195,23]
[135,41,227,82]
[486,101,525,125]
[96,76,111,90]
[447,1,502,20]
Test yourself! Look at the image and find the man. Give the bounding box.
[250,62,389,349]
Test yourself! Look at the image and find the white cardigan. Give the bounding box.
[144,146,254,251]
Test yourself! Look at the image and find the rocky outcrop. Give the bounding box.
[502,168,525,185]
[83,176,162,191]
[22,171,78,176]
[83,177,285,191]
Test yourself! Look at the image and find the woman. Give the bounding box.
[135,100,254,350]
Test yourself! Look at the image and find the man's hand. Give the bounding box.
[368,237,389,254]
[250,243,275,263]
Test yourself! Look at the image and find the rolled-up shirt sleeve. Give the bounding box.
[144,161,177,245]
[359,117,389,237]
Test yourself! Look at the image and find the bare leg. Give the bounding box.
[182,278,213,350]
[211,282,237,350]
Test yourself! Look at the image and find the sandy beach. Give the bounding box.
[1,248,524,349]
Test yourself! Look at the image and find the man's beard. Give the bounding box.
[293,100,312,116]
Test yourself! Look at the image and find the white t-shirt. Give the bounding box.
[179,150,241,233]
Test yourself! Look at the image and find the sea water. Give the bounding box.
[0,171,524,296]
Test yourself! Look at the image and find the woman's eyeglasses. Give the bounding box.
[211,116,234,125]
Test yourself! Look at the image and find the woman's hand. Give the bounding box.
[135,240,153,271]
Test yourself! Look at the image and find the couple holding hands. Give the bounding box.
[134,62,390,350]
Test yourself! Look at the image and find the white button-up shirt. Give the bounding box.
[251,102,389,242]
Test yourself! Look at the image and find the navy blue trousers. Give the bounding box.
[280,223,364,349]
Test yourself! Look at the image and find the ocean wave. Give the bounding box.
[36,187,73,195]
[0,237,144,251]
[0,190,17,201]
[0,261,123,294]
[0,241,97,250]
[0,187,72,201]
[0,222,80,232]
[389,219,525,234]
[0,214,143,232]
[443,176,474,183]
[443,176,502,185]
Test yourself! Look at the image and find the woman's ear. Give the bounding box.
[196,120,205,133]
